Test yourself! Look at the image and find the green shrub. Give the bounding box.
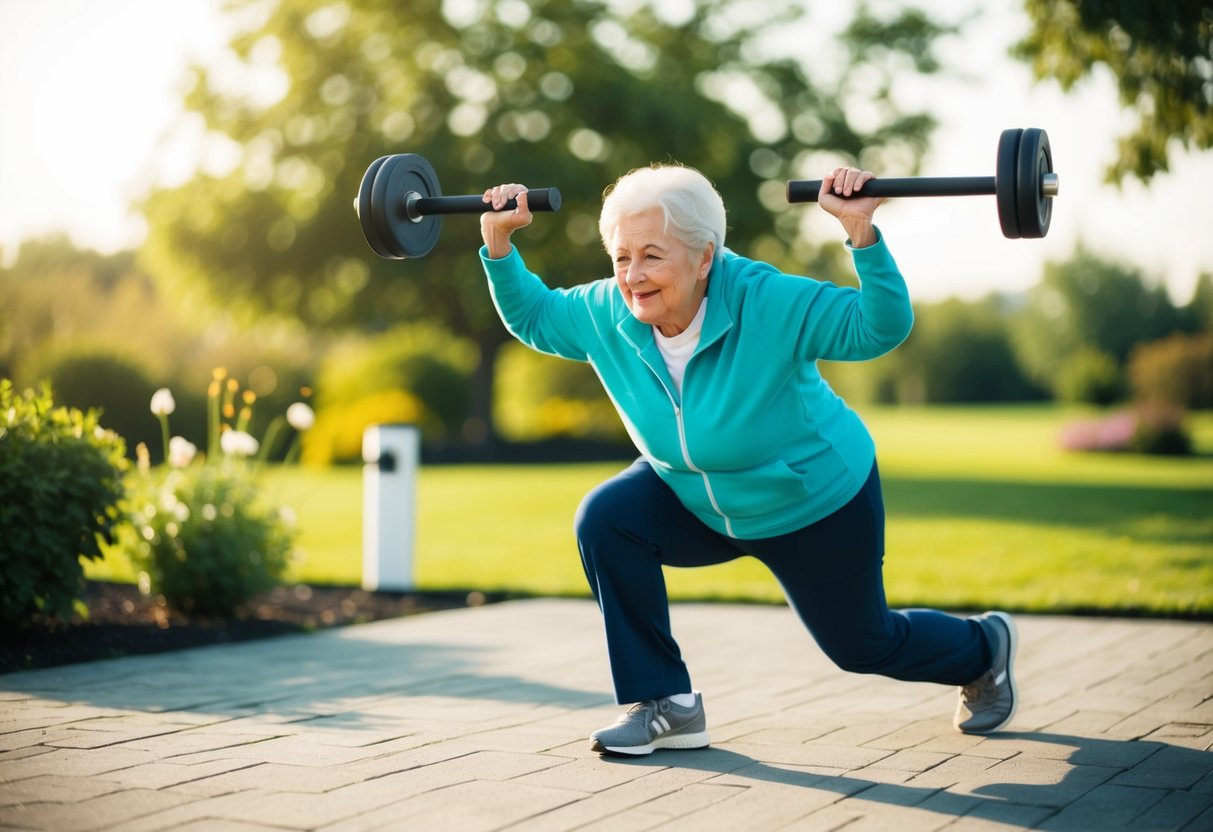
[494,343,627,442]
[1128,401,1192,456]
[314,324,475,448]
[0,381,128,627]
[1055,347,1125,405]
[124,463,296,615]
[44,346,161,459]
[1129,332,1213,410]
[118,373,306,615]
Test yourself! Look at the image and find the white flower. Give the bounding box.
[150,388,176,416]
[286,402,315,431]
[168,436,197,468]
[220,429,260,457]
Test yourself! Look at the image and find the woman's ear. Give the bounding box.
[697,242,715,280]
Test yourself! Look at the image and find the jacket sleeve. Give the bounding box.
[749,228,914,363]
[480,245,598,361]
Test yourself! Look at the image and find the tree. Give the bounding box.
[1014,1,1213,182]
[1185,272,1213,331]
[898,297,1043,403]
[139,0,953,448]
[1011,244,1184,397]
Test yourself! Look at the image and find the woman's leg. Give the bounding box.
[575,459,742,703]
[752,463,992,686]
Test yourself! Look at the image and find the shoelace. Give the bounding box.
[961,671,997,709]
[620,700,656,723]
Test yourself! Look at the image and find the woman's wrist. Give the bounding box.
[483,231,514,260]
[844,220,877,249]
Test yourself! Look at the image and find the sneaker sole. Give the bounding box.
[966,611,1019,735]
[592,730,711,757]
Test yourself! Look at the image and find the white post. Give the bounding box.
[362,423,420,592]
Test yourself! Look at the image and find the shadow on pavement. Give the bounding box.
[603,731,1213,827]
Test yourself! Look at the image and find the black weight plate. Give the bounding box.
[995,128,1022,239]
[371,153,443,259]
[1015,128,1053,239]
[367,155,407,259]
[357,156,394,258]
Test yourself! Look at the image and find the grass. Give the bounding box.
[88,405,1213,617]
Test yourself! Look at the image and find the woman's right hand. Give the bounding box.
[480,183,533,259]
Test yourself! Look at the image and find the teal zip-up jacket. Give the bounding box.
[480,230,912,539]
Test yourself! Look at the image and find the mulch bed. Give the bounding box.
[1,581,505,675]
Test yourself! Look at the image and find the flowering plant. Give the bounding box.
[124,369,314,616]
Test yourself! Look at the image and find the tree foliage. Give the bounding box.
[1011,244,1185,397]
[1014,0,1213,182]
[138,0,953,442]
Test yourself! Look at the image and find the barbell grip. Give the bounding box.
[412,188,562,217]
[786,176,997,203]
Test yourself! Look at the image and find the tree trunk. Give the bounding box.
[468,332,504,458]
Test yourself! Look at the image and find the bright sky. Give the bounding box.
[1,0,1210,303]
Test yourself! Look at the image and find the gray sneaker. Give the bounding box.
[590,693,710,756]
[954,611,1019,734]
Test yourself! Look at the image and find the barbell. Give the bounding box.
[355,128,1056,258]
[355,153,562,259]
[786,127,1058,239]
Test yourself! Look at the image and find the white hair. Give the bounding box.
[599,164,726,263]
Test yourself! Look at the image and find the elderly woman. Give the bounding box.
[479,164,1017,756]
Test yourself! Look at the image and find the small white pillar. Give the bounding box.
[362,423,420,592]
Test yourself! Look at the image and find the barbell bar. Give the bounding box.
[786,128,1058,239]
[355,153,562,259]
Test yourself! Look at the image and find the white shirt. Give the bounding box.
[653,299,707,396]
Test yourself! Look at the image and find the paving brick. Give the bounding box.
[1035,782,1168,830]
[863,720,959,752]
[325,780,586,832]
[505,765,714,831]
[865,749,954,772]
[1182,803,1213,831]
[1111,744,1213,789]
[0,774,124,807]
[948,756,1119,808]
[723,740,892,769]
[0,787,195,832]
[904,754,1002,790]
[568,807,669,832]
[511,757,657,793]
[166,761,368,796]
[822,794,966,832]
[0,746,159,780]
[78,760,252,794]
[943,800,1056,830]
[1130,790,1213,831]
[1141,722,1213,751]
[172,821,296,832]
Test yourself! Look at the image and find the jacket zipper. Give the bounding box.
[658,382,736,538]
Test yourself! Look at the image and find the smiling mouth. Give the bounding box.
[633,290,659,301]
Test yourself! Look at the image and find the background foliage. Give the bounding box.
[1015,0,1213,183]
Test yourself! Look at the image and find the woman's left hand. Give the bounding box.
[818,167,885,248]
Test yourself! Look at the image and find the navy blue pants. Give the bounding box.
[575,459,993,704]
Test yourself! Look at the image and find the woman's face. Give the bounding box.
[610,209,713,337]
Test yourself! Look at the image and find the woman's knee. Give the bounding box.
[815,620,909,676]
[574,462,657,544]
[574,477,631,544]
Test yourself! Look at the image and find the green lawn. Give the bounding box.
[89,405,1213,616]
